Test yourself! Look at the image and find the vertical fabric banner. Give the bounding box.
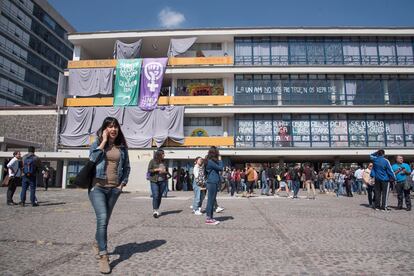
[139,58,168,111]
[114,59,142,106]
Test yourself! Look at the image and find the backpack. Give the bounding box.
[23,155,36,177]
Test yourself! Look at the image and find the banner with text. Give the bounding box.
[139,58,168,111]
[114,59,142,106]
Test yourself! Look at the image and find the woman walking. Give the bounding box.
[205,146,223,225]
[147,149,170,218]
[89,117,130,274]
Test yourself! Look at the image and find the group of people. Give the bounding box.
[5,147,43,207]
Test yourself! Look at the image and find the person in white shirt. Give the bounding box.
[354,166,365,195]
[6,151,22,205]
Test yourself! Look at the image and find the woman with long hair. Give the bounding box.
[89,117,130,274]
[147,149,170,218]
[192,156,206,215]
[205,146,223,225]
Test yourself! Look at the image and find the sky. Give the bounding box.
[48,0,414,33]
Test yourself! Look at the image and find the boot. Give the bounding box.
[92,242,100,260]
[99,254,111,274]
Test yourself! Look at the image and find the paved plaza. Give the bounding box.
[0,187,413,275]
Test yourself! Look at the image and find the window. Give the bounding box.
[396,39,414,65]
[235,38,252,65]
[342,38,360,65]
[348,115,367,147]
[330,114,348,147]
[378,38,396,65]
[254,114,273,147]
[385,115,404,147]
[289,39,307,64]
[307,38,325,64]
[253,37,270,65]
[325,38,343,65]
[235,117,254,147]
[176,79,223,96]
[360,38,379,65]
[404,115,414,147]
[292,114,310,147]
[311,115,330,147]
[270,37,288,65]
[367,115,386,147]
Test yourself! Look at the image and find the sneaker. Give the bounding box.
[153,210,159,218]
[407,207,411,211]
[189,205,193,209]
[215,206,224,213]
[32,203,39,207]
[99,254,111,274]
[92,242,100,260]
[194,210,202,216]
[205,219,220,225]
[18,202,25,207]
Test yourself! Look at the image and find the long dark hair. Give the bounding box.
[154,149,165,163]
[97,117,127,147]
[207,146,220,163]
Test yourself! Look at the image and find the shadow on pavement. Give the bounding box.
[216,216,234,222]
[110,240,167,268]
[38,202,66,207]
[160,210,182,216]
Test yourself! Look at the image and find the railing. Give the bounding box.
[164,136,234,147]
[168,56,233,66]
[63,95,233,107]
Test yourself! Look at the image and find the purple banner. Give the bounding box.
[139,58,168,111]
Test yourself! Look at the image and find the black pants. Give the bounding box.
[374,179,389,210]
[43,177,49,190]
[247,181,254,194]
[230,180,236,196]
[345,182,353,197]
[7,177,20,203]
[395,181,411,209]
[366,185,375,206]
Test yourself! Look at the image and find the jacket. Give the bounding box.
[147,159,169,183]
[369,152,395,182]
[205,159,223,184]
[89,140,130,185]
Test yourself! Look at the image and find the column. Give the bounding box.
[73,45,81,61]
[171,78,177,96]
[61,160,68,189]
[168,159,173,191]
[0,158,4,182]
[383,79,389,104]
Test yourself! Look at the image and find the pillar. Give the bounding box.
[61,160,68,189]
[0,158,4,182]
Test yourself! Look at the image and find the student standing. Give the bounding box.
[205,146,223,225]
[6,151,22,205]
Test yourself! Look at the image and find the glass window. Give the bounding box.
[308,75,331,104]
[398,77,414,105]
[235,119,254,147]
[386,77,401,105]
[273,118,292,147]
[396,39,414,65]
[367,119,385,147]
[289,39,307,64]
[378,39,396,65]
[253,37,270,65]
[307,38,325,64]
[311,119,330,147]
[343,39,361,65]
[292,116,310,147]
[325,39,343,65]
[270,37,288,65]
[235,38,252,65]
[385,118,404,147]
[330,115,348,147]
[254,115,273,147]
[360,39,379,65]
[404,116,414,147]
[348,117,367,147]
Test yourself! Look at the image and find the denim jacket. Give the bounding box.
[89,140,131,185]
[205,159,223,184]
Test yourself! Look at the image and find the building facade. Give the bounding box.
[1,27,414,191]
[0,0,74,106]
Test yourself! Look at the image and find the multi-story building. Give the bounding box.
[1,27,414,191]
[0,0,74,106]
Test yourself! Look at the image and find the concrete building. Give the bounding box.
[0,0,74,106]
[1,27,414,191]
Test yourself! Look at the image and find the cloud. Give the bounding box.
[158,7,185,28]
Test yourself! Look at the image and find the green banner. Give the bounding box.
[114,59,142,106]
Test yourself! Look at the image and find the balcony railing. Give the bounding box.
[63,95,233,107]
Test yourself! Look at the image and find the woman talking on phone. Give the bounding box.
[89,117,130,274]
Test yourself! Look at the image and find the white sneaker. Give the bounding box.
[215,206,224,213]
[189,205,193,209]
[194,210,202,215]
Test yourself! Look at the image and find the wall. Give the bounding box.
[0,113,58,151]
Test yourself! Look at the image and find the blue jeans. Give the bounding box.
[192,180,205,211]
[355,180,363,194]
[261,179,269,194]
[150,181,166,210]
[89,186,122,255]
[206,182,218,219]
[162,181,169,197]
[20,176,37,204]
[292,180,300,197]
